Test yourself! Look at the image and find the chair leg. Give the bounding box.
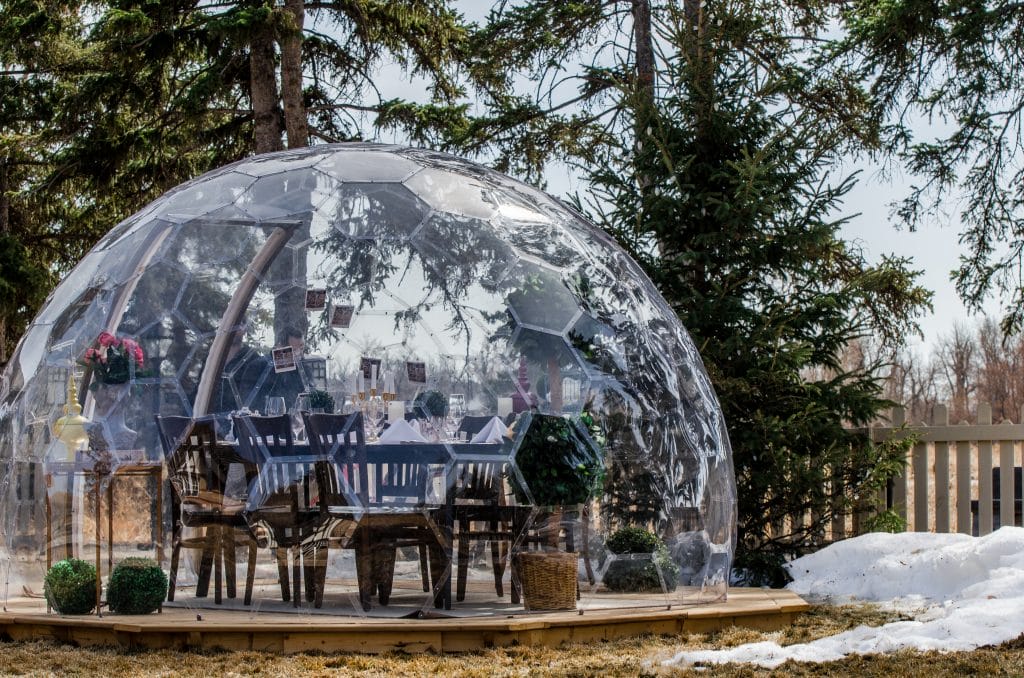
[355,539,373,612]
[225,533,237,599]
[304,546,316,603]
[274,547,290,602]
[167,541,181,602]
[313,542,329,609]
[490,523,504,598]
[581,512,595,586]
[418,544,430,592]
[374,543,396,605]
[214,526,223,605]
[456,529,470,602]
[196,528,217,598]
[244,538,257,606]
[291,546,301,609]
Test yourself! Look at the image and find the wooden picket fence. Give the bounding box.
[847,403,1024,538]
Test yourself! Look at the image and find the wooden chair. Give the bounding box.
[233,413,311,606]
[305,411,438,609]
[157,416,257,605]
[450,454,518,602]
[458,415,494,439]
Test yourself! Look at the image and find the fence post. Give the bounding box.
[956,418,972,534]
[912,415,930,531]
[1000,417,1016,529]
[891,406,908,527]
[978,403,994,535]
[933,405,950,533]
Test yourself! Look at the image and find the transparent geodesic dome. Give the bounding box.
[0,144,735,619]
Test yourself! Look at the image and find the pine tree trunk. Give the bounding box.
[280,0,309,149]
[547,356,563,412]
[0,158,8,365]
[631,0,655,196]
[251,24,283,154]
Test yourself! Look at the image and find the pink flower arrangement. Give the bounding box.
[79,331,146,386]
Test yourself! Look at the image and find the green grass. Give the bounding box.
[1,605,1022,676]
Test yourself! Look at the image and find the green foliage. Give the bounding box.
[566,3,929,584]
[603,527,680,592]
[44,558,97,614]
[510,414,604,507]
[307,389,335,412]
[413,390,447,418]
[105,557,167,615]
[835,0,1024,334]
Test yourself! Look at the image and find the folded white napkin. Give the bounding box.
[470,416,508,443]
[379,418,428,443]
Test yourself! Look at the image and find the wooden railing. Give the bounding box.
[861,403,1024,536]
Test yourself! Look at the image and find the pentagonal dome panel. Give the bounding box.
[0,143,735,621]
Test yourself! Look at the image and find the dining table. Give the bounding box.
[230,436,513,611]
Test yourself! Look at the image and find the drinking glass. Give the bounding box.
[446,394,466,441]
[265,396,286,417]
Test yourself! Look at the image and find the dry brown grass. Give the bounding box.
[1,605,1022,677]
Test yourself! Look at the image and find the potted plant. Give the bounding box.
[78,331,146,450]
[44,558,98,614]
[602,527,680,593]
[509,413,605,610]
[412,389,447,418]
[307,389,335,413]
[106,557,168,614]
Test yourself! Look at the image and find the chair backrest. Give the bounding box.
[155,415,192,458]
[452,458,506,504]
[304,411,367,506]
[158,417,223,503]
[458,415,494,437]
[232,413,293,463]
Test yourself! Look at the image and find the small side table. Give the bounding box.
[44,452,163,616]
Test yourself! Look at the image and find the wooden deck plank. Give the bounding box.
[0,588,807,653]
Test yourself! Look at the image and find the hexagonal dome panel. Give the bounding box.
[0,143,735,620]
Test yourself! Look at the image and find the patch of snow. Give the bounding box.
[659,526,1024,669]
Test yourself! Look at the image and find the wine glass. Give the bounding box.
[446,394,466,441]
[265,396,286,417]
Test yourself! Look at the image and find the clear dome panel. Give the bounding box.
[0,144,735,619]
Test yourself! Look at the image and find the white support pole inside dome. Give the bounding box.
[192,221,301,417]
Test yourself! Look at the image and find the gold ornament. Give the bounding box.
[52,376,90,460]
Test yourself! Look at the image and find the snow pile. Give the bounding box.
[660,527,1024,669]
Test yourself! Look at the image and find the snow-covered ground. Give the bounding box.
[660,527,1024,669]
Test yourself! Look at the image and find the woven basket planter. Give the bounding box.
[516,551,578,611]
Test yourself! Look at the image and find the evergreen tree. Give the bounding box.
[474,0,931,581]
[0,0,481,358]
[836,0,1024,333]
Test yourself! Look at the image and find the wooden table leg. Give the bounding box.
[63,472,74,560]
[107,480,114,575]
[94,478,101,617]
[155,472,163,565]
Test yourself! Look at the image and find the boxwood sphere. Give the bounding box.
[44,558,98,614]
[106,557,167,614]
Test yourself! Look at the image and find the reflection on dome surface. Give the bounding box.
[0,144,735,618]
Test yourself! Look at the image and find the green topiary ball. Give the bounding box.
[106,557,167,614]
[44,558,98,614]
[603,527,680,593]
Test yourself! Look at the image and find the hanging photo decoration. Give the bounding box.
[330,304,355,329]
[406,361,427,384]
[272,345,297,373]
[360,357,382,380]
[305,288,327,311]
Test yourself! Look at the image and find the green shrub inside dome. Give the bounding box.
[44,558,97,614]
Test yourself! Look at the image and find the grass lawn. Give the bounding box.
[2,605,1023,676]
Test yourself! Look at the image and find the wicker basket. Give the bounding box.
[516,551,578,611]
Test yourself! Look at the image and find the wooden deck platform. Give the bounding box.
[0,588,807,653]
